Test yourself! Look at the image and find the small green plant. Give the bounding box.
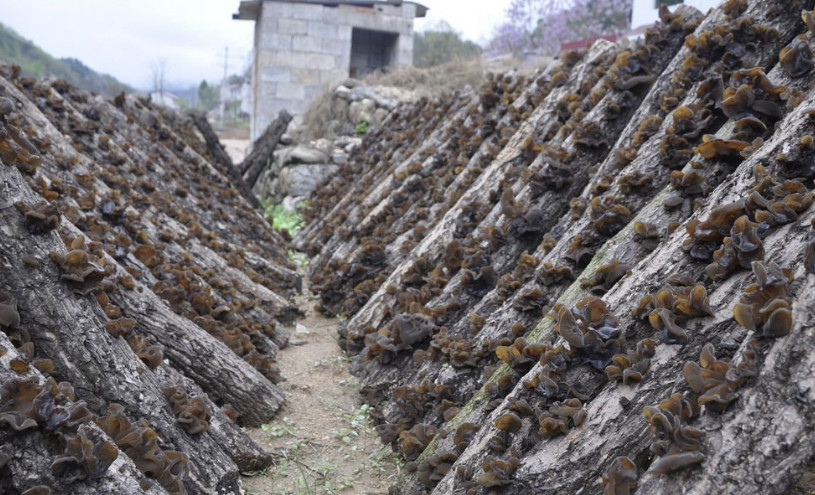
[288,249,308,268]
[350,404,374,429]
[333,426,359,444]
[261,418,298,438]
[354,119,369,135]
[260,198,305,235]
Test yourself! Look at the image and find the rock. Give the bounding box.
[348,101,364,123]
[372,108,389,127]
[251,171,280,202]
[340,122,356,136]
[333,136,352,147]
[361,98,376,113]
[372,85,416,103]
[332,152,348,165]
[280,133,293,145]
[340,78,362,88]
[335,85,351,99]
[312,138,333,155]
[344,138,362,153]
[287,145,330,165]
[295,323,310,334]
[278,164,338,198]
[281,195,304,211]
[334,135,363,149]
[349,86,397,109]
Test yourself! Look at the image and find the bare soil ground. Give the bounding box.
[217,133,400,495]
[221,138,250,164]
[241,288,401,495]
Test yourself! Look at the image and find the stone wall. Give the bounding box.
[253,82,417,204]
[246,1,418,140]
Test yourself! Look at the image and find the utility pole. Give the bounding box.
[219,46,228,127]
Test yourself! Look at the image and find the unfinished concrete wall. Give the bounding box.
[247,1,417,140]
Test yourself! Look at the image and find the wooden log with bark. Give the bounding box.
[186,110,259,209]
[0,63,295,493]
[293,0,815,493]
[421,79,815,494]
[239,110,292,188]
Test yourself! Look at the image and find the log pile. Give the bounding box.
[0,65,301,494]
[297,1,815,493]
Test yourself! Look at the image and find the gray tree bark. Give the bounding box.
[240,110,292,188]
[186,109,260,209]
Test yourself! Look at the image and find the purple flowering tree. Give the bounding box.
[488,0,633,55]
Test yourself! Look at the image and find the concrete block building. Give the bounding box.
[234,0,427,140]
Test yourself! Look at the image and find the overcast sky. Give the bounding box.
[0,0,512,90]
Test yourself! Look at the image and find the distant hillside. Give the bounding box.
[0,22,131,96]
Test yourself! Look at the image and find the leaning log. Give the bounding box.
[240,110,293,188]
[186,110,259,209]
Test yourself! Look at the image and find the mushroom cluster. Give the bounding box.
[633,275,713,344]
[732,261,794,337]
[643,393,706,474]
[553,296,622,369]
[95,403,189,493]
[163,386,211,435]
[683,341,758,411]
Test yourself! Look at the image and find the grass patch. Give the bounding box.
[261,198,305,236]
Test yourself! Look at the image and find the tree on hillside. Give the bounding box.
[488,0,633,55]
[197,80,220,110]
[414,21,482,68]
[150,58,167,95]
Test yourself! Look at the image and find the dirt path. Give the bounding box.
[241,288,401,495]
[221,138,250,163]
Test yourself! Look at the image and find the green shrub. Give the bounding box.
[260,198,305,236]
[354,120,369,135]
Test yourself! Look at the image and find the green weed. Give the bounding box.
[261,198,305,236]
[354,119,369,135]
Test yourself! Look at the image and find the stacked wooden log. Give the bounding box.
[297,0,815,493]
[0,65,301,494]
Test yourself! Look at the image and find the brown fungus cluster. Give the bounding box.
[683,341,758,411]
[0,96,44,174]
[95,403,189,494]
[643,393,706,475]
[49,235,113,296]
[477,453,520,487]
[51,425,119,483]
[397,423,438,461]
[163,386,211,435]
[0,377,92,434]
[364,313,435,364]
[580,258,633,295]
[605,338,657,385]
[602,456,638,495]
[633,275,712,344]
[495,337,546,370]
[414,450,460,489]
[732,260,794,337]
[14,199,61,233]
[589,195,633,236]
[780,35,814,78]
[553,296,622,369]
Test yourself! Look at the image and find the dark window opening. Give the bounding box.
[655,0,683,7]
[350,28,399,78]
